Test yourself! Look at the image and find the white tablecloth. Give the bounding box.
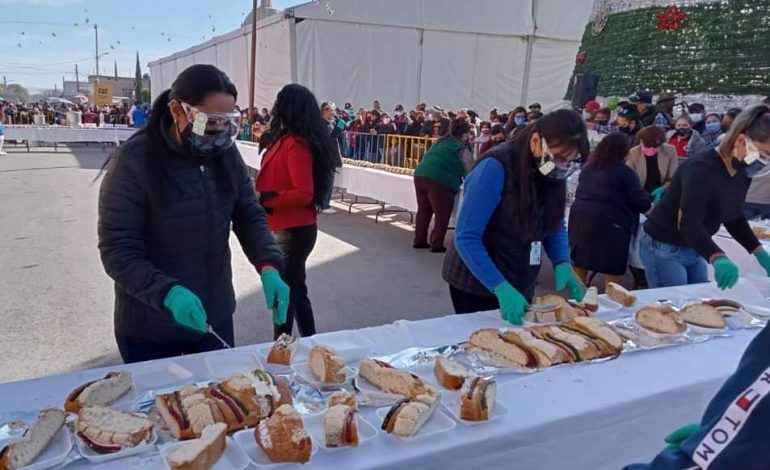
[342,165,417,212]
[714,228,770,278]
[0,282,767,469]
[4,126,136,145]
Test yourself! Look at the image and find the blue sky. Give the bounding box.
[0,0,305,91]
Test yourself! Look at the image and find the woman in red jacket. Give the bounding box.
[256,84,336,338]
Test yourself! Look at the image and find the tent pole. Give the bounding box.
[520,0,538,106]
[248,0,258,122]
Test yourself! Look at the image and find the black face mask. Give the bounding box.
[676,128,692,138]
[618,125,631,134]
[595,119,609,126]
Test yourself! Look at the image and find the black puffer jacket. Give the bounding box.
[98,124,284,344]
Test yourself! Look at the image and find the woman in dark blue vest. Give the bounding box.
[442,109,589,325]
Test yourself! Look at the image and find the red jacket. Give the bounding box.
[255,133,316,231]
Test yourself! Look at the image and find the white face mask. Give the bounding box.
[690,113,703,123]
[382,118,391,125]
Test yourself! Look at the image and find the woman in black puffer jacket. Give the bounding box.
[98,65,288,363]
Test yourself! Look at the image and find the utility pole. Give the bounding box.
[75,64,80,91]
[94,24,100,81]
[248,0,258,122]
[3,76,6,87]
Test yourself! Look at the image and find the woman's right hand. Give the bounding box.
[163,285,208,333]
[494,282,529,325]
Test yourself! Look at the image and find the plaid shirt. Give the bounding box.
[654,112,671,131]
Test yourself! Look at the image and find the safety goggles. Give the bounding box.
[180,102,242,137]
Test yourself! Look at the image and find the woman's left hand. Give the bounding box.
[755,250,770,277]
[554,263,586,301]
[261,268,290,325]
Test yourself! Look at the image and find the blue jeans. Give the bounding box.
[639,230,708,288]
[321,170,336,210]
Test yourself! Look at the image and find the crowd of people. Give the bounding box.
[0,99,149,128]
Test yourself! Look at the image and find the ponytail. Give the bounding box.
[146,89,172,140]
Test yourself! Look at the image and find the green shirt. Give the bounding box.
[413,138,466,192]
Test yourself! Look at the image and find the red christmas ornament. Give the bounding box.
[576,51,587,64]
[657,5,688,32]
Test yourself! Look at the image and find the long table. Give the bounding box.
[4,126,136,150]
[0,281,767,469]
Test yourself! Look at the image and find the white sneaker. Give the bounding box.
[321,208,338,214]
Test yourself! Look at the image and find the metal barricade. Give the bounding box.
[343,131,437,168]
[344,131,388,163]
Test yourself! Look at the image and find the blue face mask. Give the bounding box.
[705,122,721,134]
[514,116,527,126]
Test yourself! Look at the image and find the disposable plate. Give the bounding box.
[291,362,355,389]
[309,331,373,362]
[75,428,157,463]
[18,427,72,470]
[204,352,263,381]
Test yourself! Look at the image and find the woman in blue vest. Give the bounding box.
[442,109,588,325]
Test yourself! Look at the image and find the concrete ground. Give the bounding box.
[0,144,630,384]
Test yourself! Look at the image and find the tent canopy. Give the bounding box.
[148,0,592,112]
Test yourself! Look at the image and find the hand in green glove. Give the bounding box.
[664,423,700,451]
[164,285,207,334]
[494,282,529,325]
[261,269,290,325]
[554,263,587,302]
[755,250,770,277]
[651,186,666,205]
[713,256,739,290]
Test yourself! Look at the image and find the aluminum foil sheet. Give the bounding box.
[609,318,718,352]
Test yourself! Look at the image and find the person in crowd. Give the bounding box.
[260,107,270,124]
[467,109,480,129]
[625,320,770,470]
[654,92,676,130]
[722,107,742,134]
[589,107,614,134]
[131,104,148,129]
[687,103,706,134]
[393,104,410,134]
[372,100,382,112]
[640,104,770,289]
[320,101,344,214]
[527,111,543,123]
[627,125,679,199]
[413,119,474,253]
[582,100,601,123]
[256,84,336,338]
[0,118,6,156]
[668,115,706,159]
[442,110,588,324]
[421,108,451,138]
[479,123,506,155]
[489,108,499,122]
[512,106,528,127]
[473,121,491,152]
[528,102,542,114]
[97,64,289,363]
[631,91,657,127]
[702,113,723,146]
[616,105,641,145]
[569,134,651,289]
[745,176,770,220]
[405,111,424,137]
[416,102,427,113]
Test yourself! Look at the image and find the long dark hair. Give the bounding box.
[586,133,629,170]
[268,84,336,208]
[502,109,588,239]
[146,64,237,140]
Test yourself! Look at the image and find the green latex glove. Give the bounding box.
[494,282,529,325]
[755,250,770,277]
[554,263,587,302]
[164,285,207,334]
[713,256,739,290]
[664,423,700,451]
[651,186,666,205]
[261,269,290,325]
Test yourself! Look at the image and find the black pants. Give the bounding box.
[449,286,500,314]
[274,224,318,339]
[115,317,234,364]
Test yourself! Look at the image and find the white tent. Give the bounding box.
[148,0,592,111]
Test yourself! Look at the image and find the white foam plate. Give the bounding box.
[233,428,318,468]
[303,411,378,452]
[291,362,355,389]
[742,303,770,318]
[375,405,456,442]
[597,295,624,311]
[256,345,294,374]
[354,370,404,404]
[440,391,508,426]
[18,427,72,470]
[131,361,193,393]
[160,437,248,470]
[204,352,263,381]
[309,331,373,362]
[75,428,157,463]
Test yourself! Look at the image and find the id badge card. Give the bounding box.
[529,241,542,265]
